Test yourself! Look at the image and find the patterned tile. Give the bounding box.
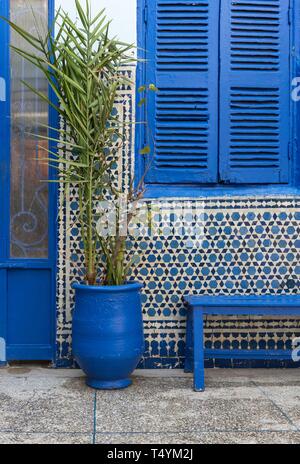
[56,67,300,367]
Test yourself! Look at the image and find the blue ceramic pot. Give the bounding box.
[72,282,144,390]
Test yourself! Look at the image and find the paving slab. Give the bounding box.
[227,368,300,386]
[0,372,95,434]
[256,384,300,431]
[0,367,299,444]
[95,432,300,445]
[0,433,92,445]
[95,376,295,434]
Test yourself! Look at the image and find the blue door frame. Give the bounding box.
[0,0,57,364]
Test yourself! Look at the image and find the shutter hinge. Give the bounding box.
[143,4,148,23]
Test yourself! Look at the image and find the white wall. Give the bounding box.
[55,0,137,45]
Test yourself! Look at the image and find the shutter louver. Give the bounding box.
[219,0,290,184]
[145,0,219,184]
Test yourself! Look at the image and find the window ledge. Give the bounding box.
[142,185,300,200]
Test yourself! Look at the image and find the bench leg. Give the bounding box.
[184,309,193,373]
[193,309,205,392]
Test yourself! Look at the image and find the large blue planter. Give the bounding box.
[72,282,144,390]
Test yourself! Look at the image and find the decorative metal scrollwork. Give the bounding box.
[10,1,49,258]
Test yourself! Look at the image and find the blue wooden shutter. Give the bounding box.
[219,0,290,184]
[145,0,219,184]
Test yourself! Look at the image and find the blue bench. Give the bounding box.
[184,295,300,392]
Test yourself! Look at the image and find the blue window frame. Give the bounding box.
[136,0,300,198]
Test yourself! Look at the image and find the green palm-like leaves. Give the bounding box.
[1,1,135,285]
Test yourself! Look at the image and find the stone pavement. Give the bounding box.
[0,366,299,444]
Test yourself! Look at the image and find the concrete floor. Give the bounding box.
[0,366,300,444]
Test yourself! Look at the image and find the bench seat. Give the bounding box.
[184,295,300,392]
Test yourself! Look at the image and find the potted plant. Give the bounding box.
[4,1,154,389]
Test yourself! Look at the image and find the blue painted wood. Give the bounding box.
[293,0,300,188]
[193,310,205,392]
[7,345,53,361]
[144,0,219,184]
[185,294,300,309]
[190,307,300,316]
[7,270,53,360]
[184,294,300,390]
[0,0,57,362]
[135,0,147,189]
[137,0,297,194]
[204,349,297,361]
[219,0,290,184]
[142,184,300,199]
[0,0,10,366]
[0,270,7,365]
[184,307,193,373]
[0,0,10,260]
[0,260,51,269]
[47,0,58,365]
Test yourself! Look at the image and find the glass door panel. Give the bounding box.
[10,0,49,258]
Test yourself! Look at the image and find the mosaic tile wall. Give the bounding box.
[56,68,300,368]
